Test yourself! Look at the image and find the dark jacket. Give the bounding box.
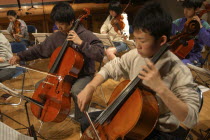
[17,24,104,76]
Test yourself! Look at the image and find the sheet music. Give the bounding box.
[124,40,136,50]
[93,33,136,49]
[187,63,210,75]
[93,33,115,47]
[32,33,52,43]
[1,30,15,42]
[0,122,34,140]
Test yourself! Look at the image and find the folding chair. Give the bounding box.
[27,25,37,46]
[12,42,34,89]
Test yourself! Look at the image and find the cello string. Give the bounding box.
[98,44,170,124]
[84,111,100,140]
[97,77,140,124]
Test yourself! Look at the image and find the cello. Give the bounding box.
[171,11,204,59]
[81,19,200,140]
[30,8,90,123]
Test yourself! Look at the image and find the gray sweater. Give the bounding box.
[98,49,200,132]
[17,24,104,76]
[0,33,15,69]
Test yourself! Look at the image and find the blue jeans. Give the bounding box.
[104,41,129,53]
[20,39,30,47]
[0,68,16,82]
[10,42,27,53]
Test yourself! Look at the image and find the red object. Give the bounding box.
[81,80,159,140]
[196,9,208,18]
[12,20,21,42]
[171,19,200,59]
[80,19,201,140]
[111,15,125,34]
[30,8,90,123]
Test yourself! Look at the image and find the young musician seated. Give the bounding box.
[77,2,200,139]
[7,10,29,47]
[0,32,16,82]
[172,0,210,65]
[9,2,104,122]
[100,0,130,61]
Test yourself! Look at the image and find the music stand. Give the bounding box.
[94,33,136,50]
[93,33,115,47]
[32,33,52,44]
[124,40,136,50]
[0,122,34,140]
[0,83,45,140]
[1,30,15,42]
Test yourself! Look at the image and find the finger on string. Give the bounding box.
[139,70,147,76]
[138,74,145,80]
[141,65,151,73]
[145,59,155,70]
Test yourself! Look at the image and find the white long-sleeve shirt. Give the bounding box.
[7,19,29,41]
[98,49,200,132]
[0,33,15,69]
[100,13,130,41]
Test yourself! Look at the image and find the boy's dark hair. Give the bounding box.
[133,2,172,40]
[108,0,122,15]
[50,2,75,24]
[182,0,203,9]
[7,10,17,17]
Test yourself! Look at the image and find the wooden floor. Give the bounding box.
[0,56,210,140]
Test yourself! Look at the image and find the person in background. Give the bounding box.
[201,0,210,22]
[172,0,210,65]
[7,10,29,47]
[201,0,210,52]
[100,0,130,61]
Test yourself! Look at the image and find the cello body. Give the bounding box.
[81,80,159,140]
[30,8,90,123]
[31,47,84,122]
[81,19,200,140]
[172,39,194,59]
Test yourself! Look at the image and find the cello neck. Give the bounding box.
[49,19,80,74]
[95,43,169,124]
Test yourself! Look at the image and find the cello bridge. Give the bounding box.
[42,81,54,86]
